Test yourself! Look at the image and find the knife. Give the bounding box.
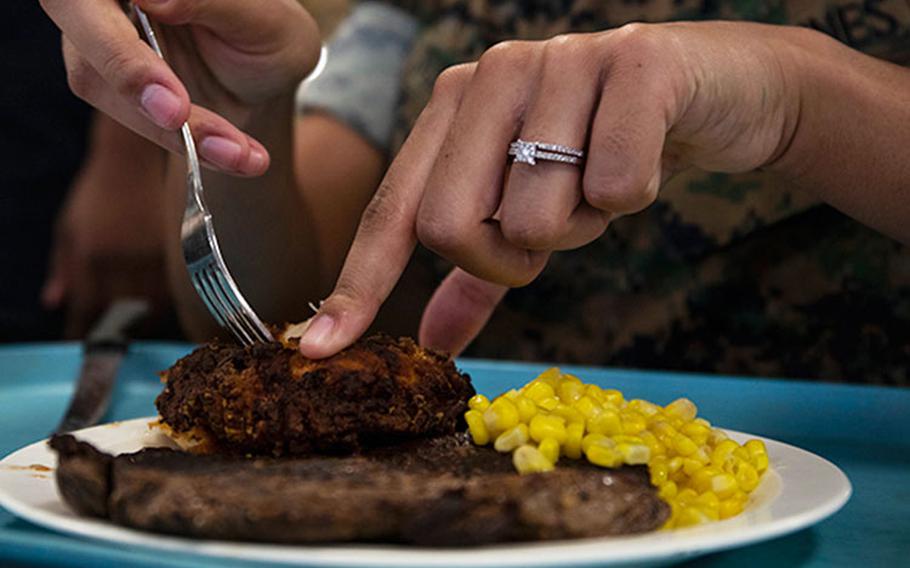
[54,299,149,434]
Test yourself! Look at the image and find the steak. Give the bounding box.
[51,433,669,545]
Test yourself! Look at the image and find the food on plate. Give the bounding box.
[155,334,474,456]
[50,432,668,545]
[465,368,770,528]
[51,331,768,544]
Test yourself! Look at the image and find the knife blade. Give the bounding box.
[54,299,149,434]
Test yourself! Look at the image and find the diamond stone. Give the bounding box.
[513,140,537,165]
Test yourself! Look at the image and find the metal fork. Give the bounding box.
[134,6,273,345]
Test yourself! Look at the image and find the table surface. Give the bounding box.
[0,342,908,568]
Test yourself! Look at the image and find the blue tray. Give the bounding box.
[1,343,908,567]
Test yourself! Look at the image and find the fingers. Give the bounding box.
[136,0,320,100]
[42,0,190,130]
[298,64,475,359]
[416,42,549,287]
[500,35,609,251]
[62,39,269,176]
[583,27,674,214]
[418,268,509,357]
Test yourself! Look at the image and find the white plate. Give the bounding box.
[0,418,850,568]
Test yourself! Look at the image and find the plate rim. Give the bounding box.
[0,417,851,567]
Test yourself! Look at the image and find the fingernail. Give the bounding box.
[250,148,268,173]
[140,83,182,129]
[200,136,243,170]
[301,314,335,347]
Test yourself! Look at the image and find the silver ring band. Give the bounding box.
[508,139,585,166]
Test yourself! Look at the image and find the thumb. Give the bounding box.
[418,268,508,357]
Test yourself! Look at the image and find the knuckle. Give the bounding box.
[415,211,464,258]
[99,41,151,95]
[431,63,473,103]
[500,215,562,251]
[582,167,655,213]
[65,55,98,101]
[609,22,661,58]
[477,40,534,73]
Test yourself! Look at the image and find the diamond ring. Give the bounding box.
[508,139,585,166]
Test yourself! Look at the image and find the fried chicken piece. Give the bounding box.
[155,334,475,457]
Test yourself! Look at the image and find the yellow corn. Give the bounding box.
[464,371,768,530]
[529,414,568,444]
[464,409,489,445]
[587,410,622,435]
[539,437,561,463]
[468,394,490,412]
[666,398,698,422]
[513,444,554,474]
[494,424,529,453]
[513,395,538,423]
[483,398,520,436]
[564,422,584,459]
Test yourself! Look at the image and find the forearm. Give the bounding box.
[164,97,319,339]
[771,28,910,243]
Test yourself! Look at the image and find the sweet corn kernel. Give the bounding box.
[560,373,582,385]
[618,443,651,465]
[682,422,711,445]
[587,410,622,436]
[735,462,760,492]
[710,473,739,499]
[621,412,648,435]
[537,396,560,411]
[673,434,699,456]
[668,456,684,474]
[553,403,585,425]
[503,389,521,400]
[585,444,622,468]
[534,368,561,387]
[650,458,669,486]
[464,409,489,445]
[539,437,561,463]
[666,398,698,422]
[564,422,585,459]
[483,398,520,436]
[676,488,698,505]
[676,505,711,527]
[529,414,567,444]
[711,439,740,469]
[513,444,554,474]
[602,389,624,405]
[573,396,602,420]
[557,380,584,403]
[514,395,538,422]
[581,433,612,454]
[659,480,678,500]
[468,394,490,412]
[629,399,662,417]
[494,424,529,453]
[584,384,605,403]
[694,491,720,513]
[523,380,556,402]
[720,497,745,519]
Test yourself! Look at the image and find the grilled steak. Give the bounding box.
[51,433,669,545]
[156,335,474,456]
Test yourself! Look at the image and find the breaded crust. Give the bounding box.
[156,335,475,456]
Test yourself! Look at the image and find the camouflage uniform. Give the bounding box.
[387,0,910,384]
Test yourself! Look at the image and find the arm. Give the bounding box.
[768,30,910,242]
[298,22,910,359]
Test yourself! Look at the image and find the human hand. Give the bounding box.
[42,115,172,338]
[40,0,320,176]
[298,21,813,358]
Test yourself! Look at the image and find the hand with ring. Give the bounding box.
[298,21,910,359]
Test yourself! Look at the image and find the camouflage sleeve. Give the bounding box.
[297,1,418,153]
